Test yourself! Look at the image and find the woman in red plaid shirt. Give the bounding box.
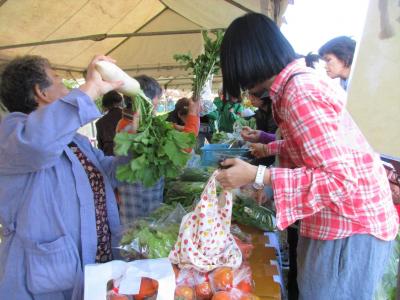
[216,13,399,299]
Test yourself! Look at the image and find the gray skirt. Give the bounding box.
[297,234,393,300]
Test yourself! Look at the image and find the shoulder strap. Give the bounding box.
[282,72,308,93]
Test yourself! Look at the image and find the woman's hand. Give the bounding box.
[188,97,201,115]
[80,55,123,100]
[241,126,261,143]
[216,158,257,190]
[250,143,269,158]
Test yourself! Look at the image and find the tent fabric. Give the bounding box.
[0,0,287,90]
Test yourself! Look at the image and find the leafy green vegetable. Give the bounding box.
[114,93,196,187]
[232,194,276,231]
[178,167,215,182]
[174,30,224,100]
[164,181,206,207]
[120,221,179,259]
[234,117,257,130]
[211,131,229,144]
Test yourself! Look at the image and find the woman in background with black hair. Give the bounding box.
[319,36,356,91]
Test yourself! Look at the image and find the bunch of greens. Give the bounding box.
[232,194,276,232]
[164,167,216,207]
[173,30,224,100]
[120,220,179,259]
[114,92,196,187]
[164,181,206,207]
[211,131,229,144]
[234,117,257,130]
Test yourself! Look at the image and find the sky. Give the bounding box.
[280,0,370,55]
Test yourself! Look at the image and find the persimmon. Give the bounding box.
[133,277,158,300]
[211,291,231,300]
[212,267,234,291]
[195,281,213,300]
[236,280,253,293]
[175,285,194,300]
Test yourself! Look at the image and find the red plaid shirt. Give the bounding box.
[267,59,399,241]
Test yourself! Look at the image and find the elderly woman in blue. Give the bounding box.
[0,55,124,299]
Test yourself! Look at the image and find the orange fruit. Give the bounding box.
[175,285,195,300]
[236,280,253,293]
[133,277,158,300]
[212,267,234,291]
[195,281,213,300]
[212,291,231,300]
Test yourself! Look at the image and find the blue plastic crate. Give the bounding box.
[200,144,250,166]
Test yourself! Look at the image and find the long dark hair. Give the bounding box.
[220,13,296,99]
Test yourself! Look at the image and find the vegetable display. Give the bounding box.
[120,219,180,259]
[95,61,196,187]
[232,194,276,232]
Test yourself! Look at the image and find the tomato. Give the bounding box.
[211,291,231,300]
[195,281,213,300]
[133,277,158,300]
[236,280,253,293]
[175,285,195,300]
[212,267,233,291]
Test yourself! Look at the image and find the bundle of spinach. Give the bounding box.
[114,92,196,187]
[173,30,224,100]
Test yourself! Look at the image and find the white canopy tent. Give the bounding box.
[0,0,288,90]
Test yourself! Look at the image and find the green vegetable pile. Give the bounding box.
[211,131,229,144]
[234,117,256,130]
[120,220,180,259]
[232,194,276,232]
[114,92,196,187]
[119,203,187,260]
[164,167,216,207]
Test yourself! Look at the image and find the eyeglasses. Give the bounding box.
[247,88,269,99]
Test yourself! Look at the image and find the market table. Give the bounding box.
[240,225,282,300]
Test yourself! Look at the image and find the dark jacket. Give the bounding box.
[95,107,122,156]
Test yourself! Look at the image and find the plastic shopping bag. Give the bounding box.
[169,171,242,272]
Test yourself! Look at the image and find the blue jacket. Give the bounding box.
[0,89,123,300]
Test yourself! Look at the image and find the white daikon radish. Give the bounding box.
[95,60,141,96]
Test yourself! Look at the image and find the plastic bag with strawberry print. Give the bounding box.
[169,171,242,272]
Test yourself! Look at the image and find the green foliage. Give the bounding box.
[232,194,276,232]
[120,221,179,259]
[114,93,196,187]
[173,30,224,99]
[234,117,257,129]
[62,78,79,90]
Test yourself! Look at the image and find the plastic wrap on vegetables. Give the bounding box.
[118,204,186,260]
[232,194,276,232]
